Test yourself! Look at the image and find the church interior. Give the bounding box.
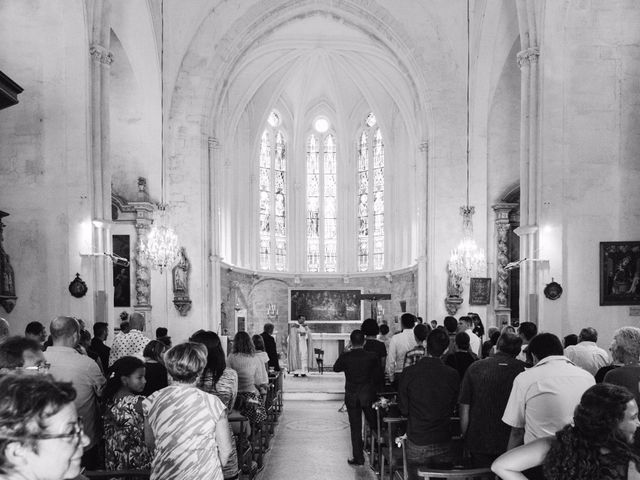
[1,0,639,360]
[3,1,640,479]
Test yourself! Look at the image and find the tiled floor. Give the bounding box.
[257,399,378,480]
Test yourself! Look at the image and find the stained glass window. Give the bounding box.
[258,112,287,270]
[306,129,337,272]
[357,114,384,271]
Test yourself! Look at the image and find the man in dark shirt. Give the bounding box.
[458,332,526,467]
[399,328,459,467]
[90,321,110,373]
[260,323,280,371]
[334,329,379,466]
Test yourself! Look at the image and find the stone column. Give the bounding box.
[515,1,542,324]
[209,137,222,332]
[417,141,428,317]
[130,178,154,321]
[492,203,518,326]
[89,0,113,325]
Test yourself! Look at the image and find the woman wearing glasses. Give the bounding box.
[0,374,90,480]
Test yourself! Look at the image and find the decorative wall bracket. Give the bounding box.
[68,273,88,298]
[444,295,463,315]
[173,297,192,316]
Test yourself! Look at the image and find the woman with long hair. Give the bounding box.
[492,383,640,480]
[227,331,268,424]
[190,330,239,480]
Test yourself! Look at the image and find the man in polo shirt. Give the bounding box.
[399,328,459,467]
[44,316,106,469]
[502,332,594,450]
[385,313,417,389]
[564,327,609,375]
[458,332,526,467]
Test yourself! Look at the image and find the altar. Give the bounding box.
[310,332,350,368]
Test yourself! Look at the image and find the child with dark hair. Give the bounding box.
[103,356,151,472]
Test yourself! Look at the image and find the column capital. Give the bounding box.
[517,47,540,69]
[89,44,114,66]
[492,202,518,222]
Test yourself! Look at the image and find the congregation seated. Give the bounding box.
[227,332,268,424]
[0,335,47,374]
[443,332,478,380]
[458,332,526,467]
[141,340,168,397]
[563,327,609,375]
[143,342,233,479]
[600,326,640,405]
[492,383,640,480]
[0,374,90,480]
[190,329,239,480]
[399,328,459,468]
[102,356,151,472]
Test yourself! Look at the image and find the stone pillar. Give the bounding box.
[89,0,113,325]
[209,137,222,332]
[130,178,154,321]
[492,203,518,326]
[417,141,428,317]
[516,9,541,324]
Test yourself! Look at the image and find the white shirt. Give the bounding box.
[516,344,528,362]
[502,355,595,444]
[465,327,481,356]
[564,341,610,376]
[44,346,106,448]
[385,328,417,381]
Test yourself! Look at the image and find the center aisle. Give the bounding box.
[256,399,378,480]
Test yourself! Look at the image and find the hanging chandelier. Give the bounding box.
[140,209,179,273]
[139,4,179,274]
[447,0,486,282]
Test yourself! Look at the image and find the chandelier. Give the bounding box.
[139,8,180,274]
[447,0,486,282]
[140,209,179,273]
[448,206,486,279]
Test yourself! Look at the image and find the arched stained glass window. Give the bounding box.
[258,112,287,271]
[306,127,337,272]
[357,113,384,271]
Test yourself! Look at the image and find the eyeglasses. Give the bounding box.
[0,417,84,446]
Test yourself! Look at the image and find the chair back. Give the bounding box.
[314,348,324,359]
[415,467,493,479]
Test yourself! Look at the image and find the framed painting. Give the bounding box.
[469,277,491,305]
[289,288,362,323]
[600,241,640,306]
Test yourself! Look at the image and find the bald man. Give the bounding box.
[44,316,105,469]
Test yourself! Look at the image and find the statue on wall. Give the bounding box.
[172,247,192,316]
[0,212,17,313]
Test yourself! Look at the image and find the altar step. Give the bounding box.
[282,371,344,401]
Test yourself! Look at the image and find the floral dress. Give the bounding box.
[103,394,151,471]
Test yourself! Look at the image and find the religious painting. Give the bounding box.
[600,241,640,306]
[289,288,362,322]
[112,234,131,307]
[469,277,491,305]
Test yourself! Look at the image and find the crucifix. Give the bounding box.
[359,293,392,320]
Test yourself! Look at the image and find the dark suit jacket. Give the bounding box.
[333,348,379,408]
[261,332,280,371]
[90,337,110,374]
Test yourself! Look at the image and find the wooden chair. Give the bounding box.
[83,470,150,479]
[370,393,399,472]
[380,416,407,480]
[229,411,258,479]
[314,348,324,374]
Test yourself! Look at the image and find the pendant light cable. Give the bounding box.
[466,0,470,208]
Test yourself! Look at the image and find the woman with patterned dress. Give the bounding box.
[143,342,233,480]
[190,329,240,480]
[102,356,152,471]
